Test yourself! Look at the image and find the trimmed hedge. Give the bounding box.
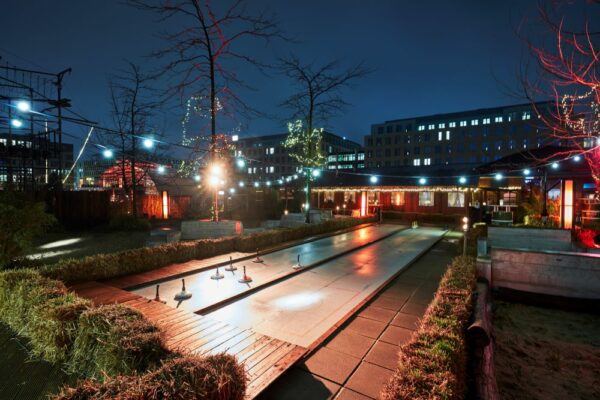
[69,305,169,380]
[0,269,90,363]
[54,354,246,400]
[381,256,477,400]
[42,217,376,283]
[0,270,247,399]
[0,270,166,378]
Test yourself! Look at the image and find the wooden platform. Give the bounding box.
[107,251,252,289]
[71,282,305,399]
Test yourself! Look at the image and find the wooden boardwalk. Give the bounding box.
[71,282,305,399]
[107,251,252,289]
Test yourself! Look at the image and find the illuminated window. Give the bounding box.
[428,124,435,130]
[447,192,465,207]
[460,120,467,127]
[424,158,431,165]
[419,191,434,206]
[471,119,479,126]
[522,111,531,120]
[392,192,405,206]
[494,116,503,123]
[483,118,491,125]
[413,158,421,166]
[438,123,445,129]
[449,122,456,128]
[438,131,443,141]
[418,125,425,131]
[446,130,451,140]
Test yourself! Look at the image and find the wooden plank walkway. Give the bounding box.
[107,251,252,289]
[71,282,305,399]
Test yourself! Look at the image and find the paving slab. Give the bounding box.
[390,312,420,330]
[345,362,394,399]
[334,388,373,400]
[325,330,375,359]
[259,367,340,400]
[379,325,414,346]
[356,305,396,324]
[344,316,387,339]
[400,301,429,316]
[300,347,361,384]
[363,341,399,371]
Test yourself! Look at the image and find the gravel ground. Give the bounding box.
[494,301,600,400]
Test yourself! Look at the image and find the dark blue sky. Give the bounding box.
[1,0,544,151]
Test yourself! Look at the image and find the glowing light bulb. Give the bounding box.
[418,177,427,185]
[143,138,154,149]
[16,100,31,112]
[369,176,378,184]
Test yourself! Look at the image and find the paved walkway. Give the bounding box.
[258,236,458,400]
[131,224,402,314]
[207,228,445,347]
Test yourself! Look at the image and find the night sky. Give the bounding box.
[1,1,548,154]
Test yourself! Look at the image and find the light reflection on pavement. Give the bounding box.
[207,227,445,347]
[131,224,402,313]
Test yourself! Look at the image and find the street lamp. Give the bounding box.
[462,216,469,256]
[103,149,114,158]
[143,138,154,149]
[208,164,223,222]
[16,100,31,112]
[11,119,23,128]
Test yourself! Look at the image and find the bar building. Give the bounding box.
[364,101,553,169]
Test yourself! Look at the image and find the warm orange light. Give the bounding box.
[210,164,222,176]
[564,180,573,229]
[360,191,367,217]
[162,190,169,219]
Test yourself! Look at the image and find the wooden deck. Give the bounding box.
[71,282,305,399]
[107,251,252,289]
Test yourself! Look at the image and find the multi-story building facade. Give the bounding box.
[364,102,552,169]
[0,133,73,189]
[326,150,366,171]
[234,132,362,178]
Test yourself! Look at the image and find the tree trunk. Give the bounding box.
[131,136,138,218]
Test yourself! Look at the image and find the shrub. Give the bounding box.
[381,256,476,400]
[43,217,375,283]
[54,354,247,400]
[69,304,169,380]
[108,215,151,232]
[0,269,91,363]
[0,189,56,268]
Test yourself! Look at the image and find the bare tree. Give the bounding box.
[107,62,160,218]
[522,1,600,187]
[280,56,370,222]
[128,0,286,163]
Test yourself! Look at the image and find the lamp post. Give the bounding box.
[209,164,223,222]
[462,216,469,256]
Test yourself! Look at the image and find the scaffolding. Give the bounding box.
[0,60,72,190]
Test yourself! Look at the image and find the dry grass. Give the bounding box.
[381,256,477,400]
[0,269,91,363]
[69,304,169,380]
[54,354,247,400]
